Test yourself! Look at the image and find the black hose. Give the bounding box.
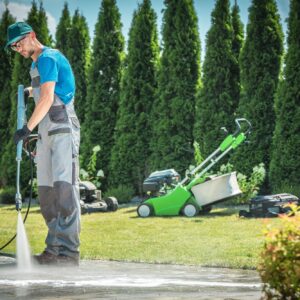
[0,141,34,256]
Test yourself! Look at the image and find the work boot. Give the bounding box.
[57,254,79,266]
[33,251,58,265]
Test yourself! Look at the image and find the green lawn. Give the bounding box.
[0,204,279,269]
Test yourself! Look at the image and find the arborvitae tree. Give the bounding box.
[67,9,90,123]
[232,0,283,177]
[269,0,300,194]
[55,2,71,55]
[109,0,159,193]
[231,1,244,61]
[1,1,51,188]
[82,0,124,187]
[149,0,200,175]
[37,1,52,46]
[194,0,239,158]
[0,5,15,187]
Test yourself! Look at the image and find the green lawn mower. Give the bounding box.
[137,118,252,217]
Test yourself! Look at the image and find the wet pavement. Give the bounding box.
[0,256,262,299]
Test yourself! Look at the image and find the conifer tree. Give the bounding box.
[194,0,239,158]
[232,0,283,177]
[0,4,15,186]
[269,0,300,194]
[1,1,51,188]
[109,0,159,192]
[55,2,71,55]
[67,9,90,123]
[149,0,200,175]
[82,0,124,187]
[231,1,244,64]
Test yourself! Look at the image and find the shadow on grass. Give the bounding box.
[195,207,239,220]
[124,208,137,214]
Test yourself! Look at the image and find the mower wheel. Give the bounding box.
[104,196,118,212]
[182,203,198,217]
[137,203,153,218]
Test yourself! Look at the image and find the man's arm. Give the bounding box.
[27,81,55,131]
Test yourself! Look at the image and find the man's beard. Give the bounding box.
[22,48,34,58]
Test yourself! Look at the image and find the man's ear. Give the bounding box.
[29,31,36,39]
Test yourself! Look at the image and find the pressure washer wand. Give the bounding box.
[15,85,26,211]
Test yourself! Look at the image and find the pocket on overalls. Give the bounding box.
[49,105,68,123]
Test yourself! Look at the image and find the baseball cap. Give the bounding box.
[5,22,33,50]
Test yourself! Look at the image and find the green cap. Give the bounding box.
[5,22,33,50]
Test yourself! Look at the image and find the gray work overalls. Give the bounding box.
[30,56,81,259]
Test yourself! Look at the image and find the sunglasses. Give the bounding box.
[11,35,29,51]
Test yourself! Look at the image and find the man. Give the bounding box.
[5,22,81,265]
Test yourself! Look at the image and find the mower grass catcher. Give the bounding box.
[137,118,251,218]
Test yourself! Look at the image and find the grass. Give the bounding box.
[0,204,280,269]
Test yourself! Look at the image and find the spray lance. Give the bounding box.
[15,84,27,211]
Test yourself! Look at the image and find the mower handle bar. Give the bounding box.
[233,118,252,136]
[179,118,251,186]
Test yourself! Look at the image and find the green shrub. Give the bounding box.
[0,186,15,204]
[258,204,300,299]
[80,145,104,188]
[105,184,135,204]
[234,163,266,204]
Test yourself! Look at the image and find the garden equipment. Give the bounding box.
[239,193,299,218]
[137,118,251,217]
[79,181,118,214]
[15,84,26,211]
[143,169,180,197]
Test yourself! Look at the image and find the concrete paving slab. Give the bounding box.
[0,257,262,299]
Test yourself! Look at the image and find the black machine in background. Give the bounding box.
[239,193,299,218]
[142,169,181,197]
[79,181,118,214]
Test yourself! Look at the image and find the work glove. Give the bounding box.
[24,88,30,97]
[14,125,31,145]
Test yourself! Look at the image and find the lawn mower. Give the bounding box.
[79,181,118,214]
[137,118,251,217]
[239,193,299,218]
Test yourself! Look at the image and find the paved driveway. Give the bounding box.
[0,256,262,299]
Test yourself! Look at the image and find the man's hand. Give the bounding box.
[24,87,30,97]
[14,125,31,144]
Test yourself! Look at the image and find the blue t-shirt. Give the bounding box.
[31,47,75,104]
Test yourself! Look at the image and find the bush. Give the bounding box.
[235,163,266,204]
[258,204,300,299]
[80,145,104,188]
[105,184,135,204]
[0,186,15,204]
